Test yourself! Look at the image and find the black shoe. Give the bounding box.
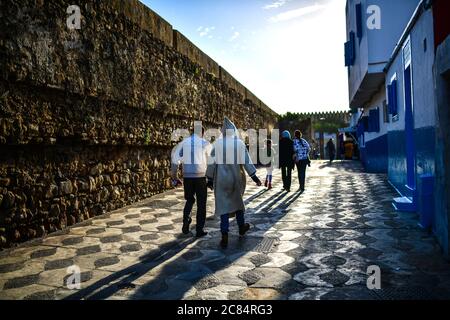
[196,231,208,238]
[182,217,192,234]
[220,233,228,249]
[239,223,250,236]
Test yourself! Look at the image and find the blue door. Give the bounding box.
[404,65,416,190]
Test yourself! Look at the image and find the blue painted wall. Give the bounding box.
[360,147,367,169]
[364,134,388,173]
[388,130,407,195]
[384,5,436,201]
[415,127,436,178]
[388,127,435,198]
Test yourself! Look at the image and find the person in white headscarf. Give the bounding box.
[206,117,262,248]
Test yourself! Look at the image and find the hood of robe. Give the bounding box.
[222,117,238,137]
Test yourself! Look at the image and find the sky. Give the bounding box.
[140,0,349,115]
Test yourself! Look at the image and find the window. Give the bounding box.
[345,31,356,66]
[383,100,390,123]
[368,108,380,132]
[357,122,364,137]
[356,3,363,39]
[362,116,369,132]
[387,78,399,121]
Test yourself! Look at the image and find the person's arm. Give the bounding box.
[241,141,262,186]
[206,145,216,190]
[203,140,212,156]
[292,140,299,162]
[170,142,183,179]
[305,139,311,154]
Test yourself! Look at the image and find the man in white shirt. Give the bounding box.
[171,125,211,238]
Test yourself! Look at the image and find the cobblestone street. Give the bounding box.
[1,161,449,300]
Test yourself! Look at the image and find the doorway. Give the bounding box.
[403,37,416,194]
[404,65,416,191]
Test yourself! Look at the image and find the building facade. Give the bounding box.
[346,0,450,257]
[384,2,436,213]
[345,0,420,173]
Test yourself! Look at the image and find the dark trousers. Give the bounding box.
[281,166,292,190]
[296,160,308,191]
[329,153,335,163]
[220,211,245,234]
[183,177,207,233]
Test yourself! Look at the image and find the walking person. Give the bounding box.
[293,130,311,192]
[279,130,295,192]
[206,117,262,249]
[263,139,276,190]
[171,125,211,238]
[326,138,336,164]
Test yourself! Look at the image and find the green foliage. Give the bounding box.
[313,121,346,133]
[144,128,151,145]
[192,66,200,77]
[278,112,307,122]
[279,111,349,133]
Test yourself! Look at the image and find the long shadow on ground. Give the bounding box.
[63,188,304,300]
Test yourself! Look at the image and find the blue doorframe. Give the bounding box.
[404,65,416,190]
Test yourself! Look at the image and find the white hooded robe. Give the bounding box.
[206,118,257,216]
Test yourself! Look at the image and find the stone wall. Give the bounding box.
[434,35,450,258]
[0,0,277,247]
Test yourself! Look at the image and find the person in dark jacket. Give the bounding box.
[326,138,336,164]
[279,130,295,192]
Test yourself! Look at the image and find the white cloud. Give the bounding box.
[263,0,289,10]
[199,26,215,37]
[213,0,348,113]
[188,0,348,113]
[229,31,240,42]
[197,26,203,32]
[269,3,325,23]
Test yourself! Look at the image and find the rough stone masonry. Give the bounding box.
[0,0,278,248]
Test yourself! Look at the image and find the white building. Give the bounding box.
[345,0,420,173]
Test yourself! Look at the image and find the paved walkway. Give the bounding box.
[1,161,450,300]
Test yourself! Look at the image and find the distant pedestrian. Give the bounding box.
[293,130,311,192]
[279,130,295,192]
[263,139,276,190]
[326,138,336,164]
[171,125,211,238]
[206,117,262,249]
[344,140,354,160]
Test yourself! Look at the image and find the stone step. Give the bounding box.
[392,196,417,212]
